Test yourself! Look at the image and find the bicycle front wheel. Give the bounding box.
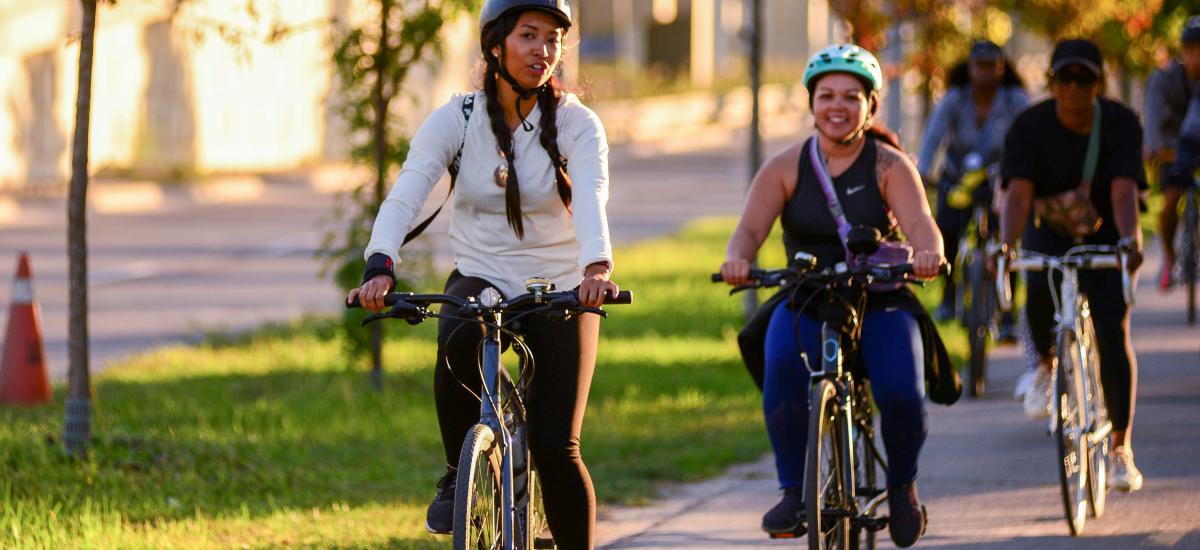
[965,249,993,397]
[807,379,851,549]
[453,424,504,550]
[1055,330,1088,536]
[850,389,880,550]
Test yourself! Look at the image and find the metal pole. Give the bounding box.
[742,0,764,319]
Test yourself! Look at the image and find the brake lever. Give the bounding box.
[579,306,607,318]
[729,284,757,295]
[361,311,391,326]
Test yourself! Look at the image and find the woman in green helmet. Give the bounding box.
[718,44,947,547]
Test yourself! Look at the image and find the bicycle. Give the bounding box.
[947,154,1002,397]
[349,280,631,550]
[714,227,947,549]
[996,244,1133,536]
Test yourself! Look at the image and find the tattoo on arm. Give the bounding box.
[875,145,899,188]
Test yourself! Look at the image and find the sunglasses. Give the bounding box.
[1051,70,1098,86]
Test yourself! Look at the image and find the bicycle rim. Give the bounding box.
[807,380,850,549]
[1081,315,1109,518]
[1055,331,1088,536]
[453,424,504,550]
[851,399,878,550]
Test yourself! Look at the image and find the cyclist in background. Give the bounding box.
[997,39,1145,492]
[1144,16,1200,290]
[347,1,619,547]
[918,40,1028,340]
[720,44,946,548]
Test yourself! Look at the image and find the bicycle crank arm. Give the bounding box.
[863,490,889,518]
[1088,421,1114,447]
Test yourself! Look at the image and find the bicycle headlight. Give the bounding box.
[479,287,502,308]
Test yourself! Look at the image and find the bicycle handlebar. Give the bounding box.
[711,262,949,291]
[346,289,632,325]
[996,245,1134,312]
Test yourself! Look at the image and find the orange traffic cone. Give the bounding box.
[0,252,50,404]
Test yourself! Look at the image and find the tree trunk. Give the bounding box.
[368,0,393,390]
[64,0,98,456]
[742,0,763,319]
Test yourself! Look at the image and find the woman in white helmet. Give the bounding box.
[347,1,617,546]
[719,44,947,547]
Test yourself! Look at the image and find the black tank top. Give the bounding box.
[782,137,897,269]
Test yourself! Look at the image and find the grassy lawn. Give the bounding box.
[0,217,964,549]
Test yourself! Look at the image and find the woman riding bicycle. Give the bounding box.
[996,38,1145,491]
[917,40,1028,339]
[347,1,618,546]
[719,44,946,548]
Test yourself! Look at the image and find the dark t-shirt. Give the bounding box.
[1001,98,1146,251]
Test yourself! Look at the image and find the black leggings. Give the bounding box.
[1025,268,1137,431]
[433,271,600,549]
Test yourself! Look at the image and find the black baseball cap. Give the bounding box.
[1183,16,1200,44]
[969,40,1003,62]
[1050,39,1101,76]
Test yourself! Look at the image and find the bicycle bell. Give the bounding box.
[525,277,554,303]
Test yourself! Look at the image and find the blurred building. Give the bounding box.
[0,0,843,192]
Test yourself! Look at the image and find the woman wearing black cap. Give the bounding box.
[347,1,618,545]
[997,38,1145,492]
[918,40,1028,337]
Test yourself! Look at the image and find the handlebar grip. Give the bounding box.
[345,293,405,309]
[710,273,724,283]
[605,290,633,305]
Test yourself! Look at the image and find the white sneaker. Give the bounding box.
[1013,369,1037,401]
[1022,367,1052,420]
[1109,447,1144,492]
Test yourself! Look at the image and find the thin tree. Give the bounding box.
[64,0,101,456]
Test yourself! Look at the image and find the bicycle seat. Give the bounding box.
[847,226,882,256]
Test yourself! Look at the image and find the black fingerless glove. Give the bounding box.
[362,253,397,287]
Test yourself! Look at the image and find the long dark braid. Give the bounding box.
[537,77,573,212]
[482,62,526,238]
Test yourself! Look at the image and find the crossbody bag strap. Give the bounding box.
[403,93,476,245]
[808,137,853,256]
[1077,97,1102,197]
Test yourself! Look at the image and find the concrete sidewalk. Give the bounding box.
[596,246,1200,549]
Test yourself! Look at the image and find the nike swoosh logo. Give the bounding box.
[847,185,866,195]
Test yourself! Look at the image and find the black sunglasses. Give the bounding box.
[1051,70,1098,86]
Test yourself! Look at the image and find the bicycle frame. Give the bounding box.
[478,310,518,550]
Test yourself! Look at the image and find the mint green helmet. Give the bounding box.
[803,44,884,93]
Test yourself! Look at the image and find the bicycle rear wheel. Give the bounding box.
[453,424,504,550]
[807,379,851,549]
[1080,313,1109,518]
[965,249,992,398]
[1054,330,1088,536]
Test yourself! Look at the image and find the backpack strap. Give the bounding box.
[808,137,854,256]
[1077,98,1102,198]
[403,94,475,245]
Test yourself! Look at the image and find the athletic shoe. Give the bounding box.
[1023,367,1052,420]
[425,468,457,534]
[761,487,806,535]
[887,483,927,548]
[1109,447,1144,492]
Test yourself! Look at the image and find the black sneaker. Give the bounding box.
[995,318,1017,345]
[887,483,927,548]
[762,487,806,535]
[425,468,457,535]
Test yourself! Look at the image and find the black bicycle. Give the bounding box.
[349,280,631,550]
[715,227,947,549]
[947,154,1001,397]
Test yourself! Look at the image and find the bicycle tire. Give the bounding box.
[1183,189,1198,325]
[966,251,991,398]
[453,424,504,550]
[1080,312,1109,519]
[807,379,851,549]
[1054,330,1088,536]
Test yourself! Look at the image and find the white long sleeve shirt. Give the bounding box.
[365,91,613,299]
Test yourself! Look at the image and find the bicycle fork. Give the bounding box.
[480,315,516,549]
[820,324,859,520]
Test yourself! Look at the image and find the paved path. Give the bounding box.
[596,246,1200,549]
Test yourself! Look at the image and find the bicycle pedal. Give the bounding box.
[533,535,556,549]
[864,515,889,532]
[767,525,807,539]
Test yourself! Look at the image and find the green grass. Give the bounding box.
[0,217,964,548]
